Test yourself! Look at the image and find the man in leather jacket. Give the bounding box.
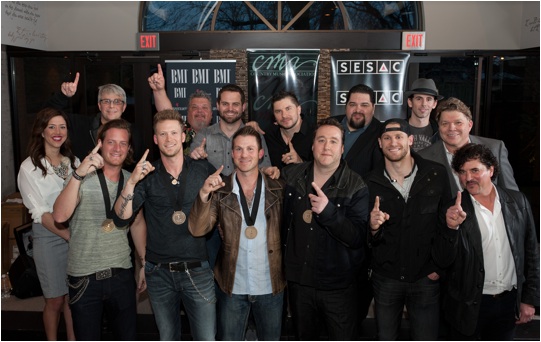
[189,126,285,341]
[435,143,539,340]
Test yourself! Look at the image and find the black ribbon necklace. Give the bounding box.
[236,172,263,226]
[97,169,124,219]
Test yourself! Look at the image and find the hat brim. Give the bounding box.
[404,90,444,100]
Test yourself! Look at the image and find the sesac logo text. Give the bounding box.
[336,91,403,106]
[337,60,405,74]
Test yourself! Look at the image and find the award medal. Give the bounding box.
[97,170,124,234]
[303,210,313,224]
[102,219,115,233]
[245,226,258,239]
[172,211,186,225]
[160,160,189,228]
[237,173,263,240]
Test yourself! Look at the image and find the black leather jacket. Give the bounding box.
[365,153,452,282]
[281,160,369,290]
[433,186,540,335]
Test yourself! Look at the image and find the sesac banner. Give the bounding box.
[248,50,319,133]
[165,60,236,123]
[330,52,410,121]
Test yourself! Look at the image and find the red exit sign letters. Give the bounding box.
[137,33,160,51]
[402,32,425,50]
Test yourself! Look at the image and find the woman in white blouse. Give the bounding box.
[18,107,79,340]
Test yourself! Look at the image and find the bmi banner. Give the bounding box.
[248,50,319,133]
[330,52,410,121]
[165,60,236,122]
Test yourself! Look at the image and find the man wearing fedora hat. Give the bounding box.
[404,78,444,151]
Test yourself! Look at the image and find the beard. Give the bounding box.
[219,111,242,124]
[383,148,408,162]
[348,113,366,130]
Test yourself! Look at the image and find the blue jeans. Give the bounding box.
[371,271,440,340]
[145,260,217,341]
[216,286,284,341]
[67,268,137,341]
[288,281,359,340]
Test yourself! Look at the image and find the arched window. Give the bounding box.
[142,1,422,32]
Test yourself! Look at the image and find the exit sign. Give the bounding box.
[137,33,160,51]
[402,32,425,50]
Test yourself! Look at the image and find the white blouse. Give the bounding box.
[17,156,79,224]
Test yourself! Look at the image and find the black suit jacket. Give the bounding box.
[418,136,518,194]
[434,185,540,335]
[334,115,383,179]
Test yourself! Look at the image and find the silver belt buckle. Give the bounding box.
[96,268,112,280]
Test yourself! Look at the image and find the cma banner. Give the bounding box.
[331,52,410,121]
[165,60,236,122]
[248,50,319,133]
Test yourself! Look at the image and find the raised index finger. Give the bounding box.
[373,196,380,211]
[91,140,102,154]
[213,165,224,176]
[157,64,163,76]
[139,149,150,163]
[311,182,324,196]
[72,72,80,86]
[455,191,462,207]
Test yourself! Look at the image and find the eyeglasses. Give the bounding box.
[99,99,125,106]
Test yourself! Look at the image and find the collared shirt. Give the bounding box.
[126,158,215,264]
[191,122,272,176]
[231,172,272,295]
[385,164,418,202]
[444,138,473,192]
[470,185,517,294]
[341,117,366,157]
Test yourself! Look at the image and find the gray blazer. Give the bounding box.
[418,136,518,194]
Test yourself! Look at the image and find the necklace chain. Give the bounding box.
[49,157,69,180]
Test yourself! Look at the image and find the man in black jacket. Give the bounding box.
[333,84,383,334]
[436,143,539,340]
[366,118,452,340]
[281,118,369,340]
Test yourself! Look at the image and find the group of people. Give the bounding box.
[16,69,538,341]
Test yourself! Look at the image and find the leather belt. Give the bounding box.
[485,289,515,299]
[94,268,125,280]
[159,261,202,272]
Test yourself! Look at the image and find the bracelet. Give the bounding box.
[120,193,134,201]
[72,170,85,181]
[447,225,460,230]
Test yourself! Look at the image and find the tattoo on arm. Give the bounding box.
[119,197,131,218]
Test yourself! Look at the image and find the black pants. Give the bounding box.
[288,281,359,340]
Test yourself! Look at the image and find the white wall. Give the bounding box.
[424,1,525,50]
[35,1,538,51]
[45,1,140,51]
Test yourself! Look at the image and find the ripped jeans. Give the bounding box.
[145,260,217,341]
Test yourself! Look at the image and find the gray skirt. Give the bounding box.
[32,224,69,298]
